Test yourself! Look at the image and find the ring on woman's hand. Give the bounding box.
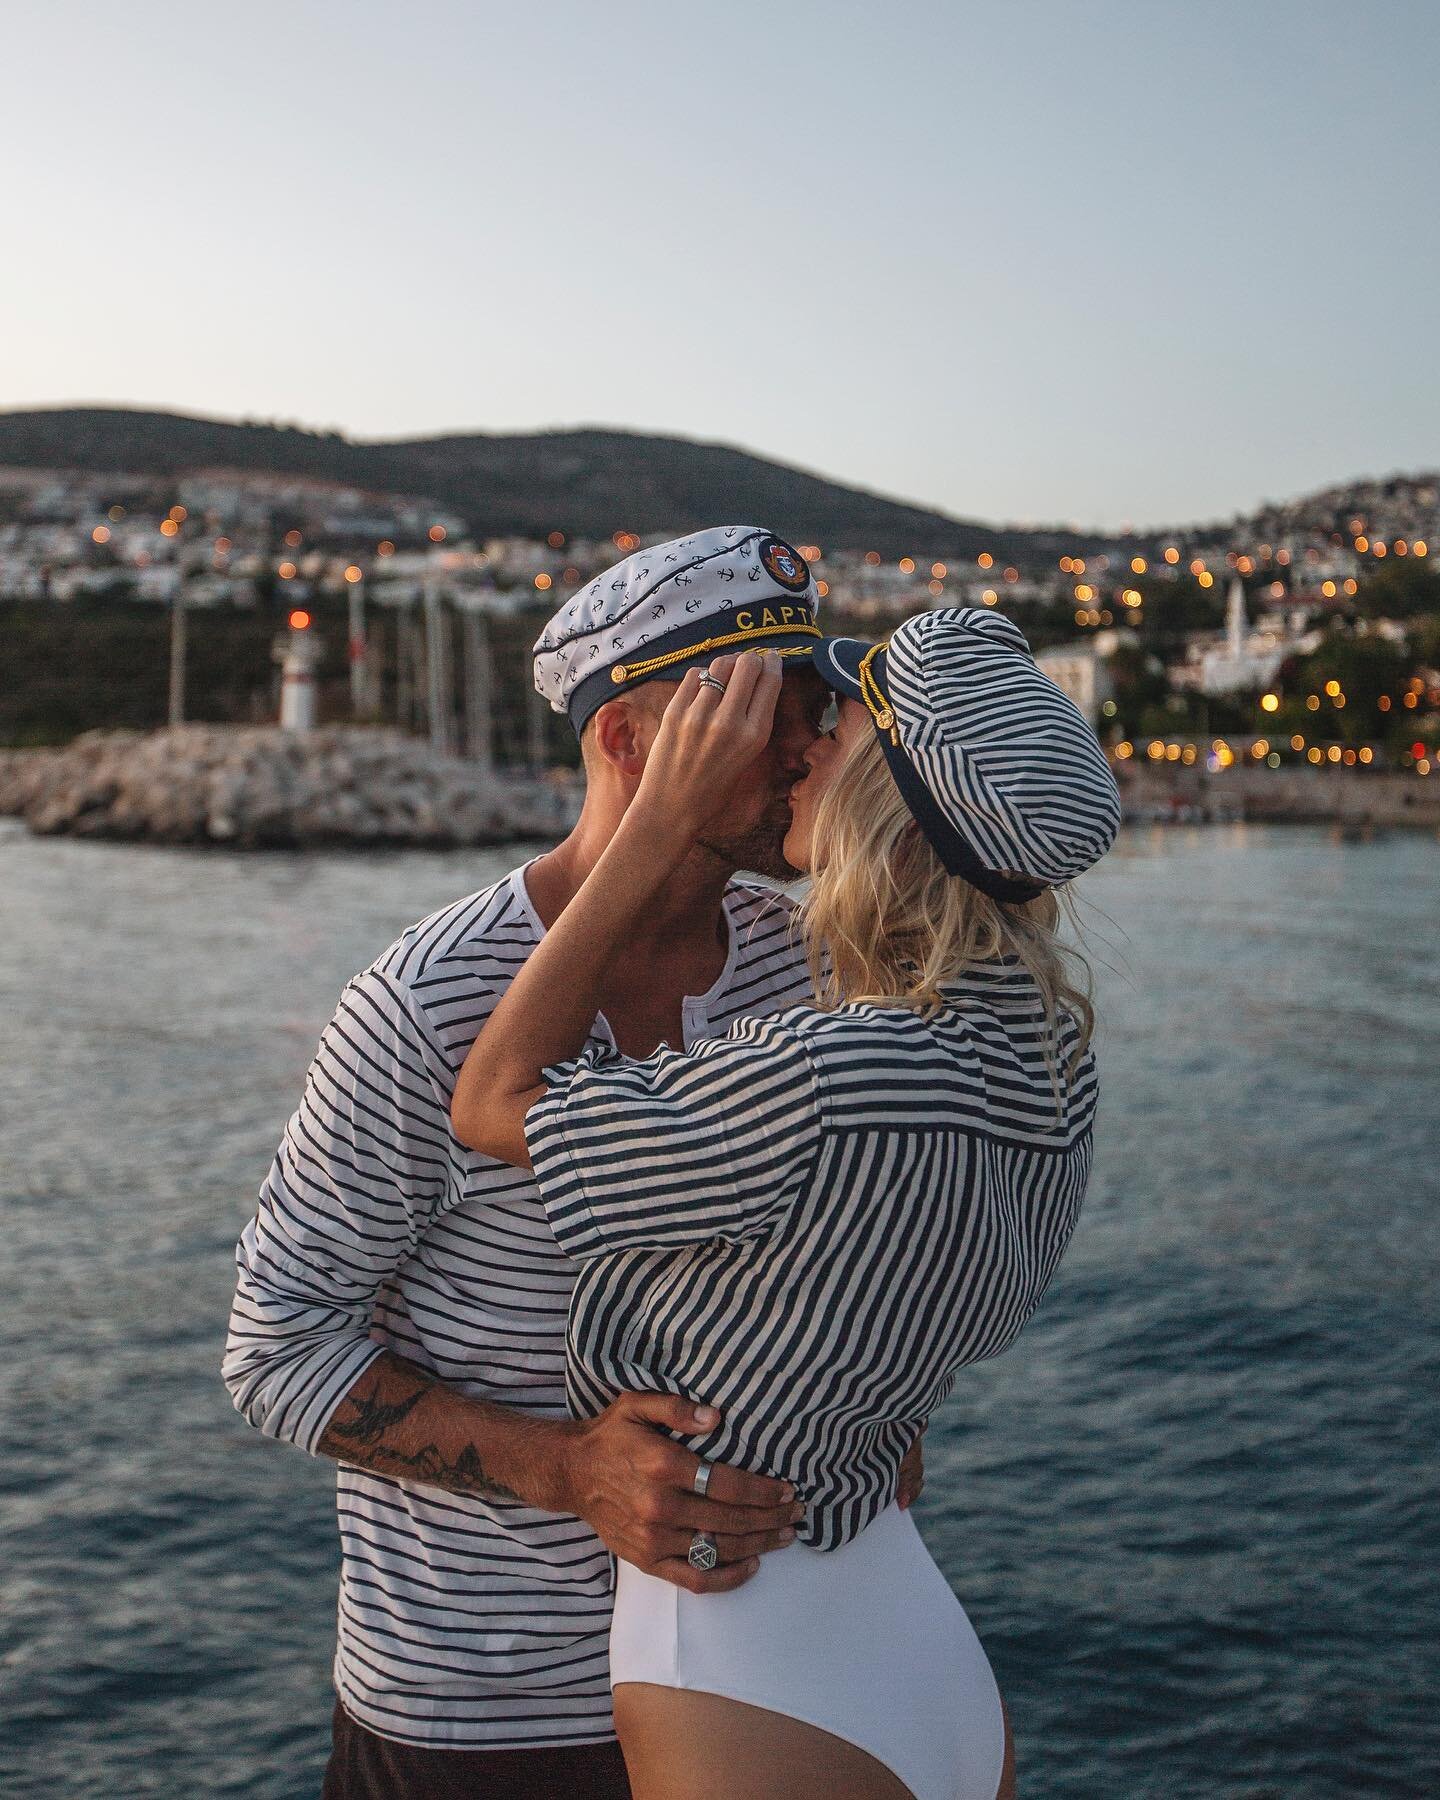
[687,1531,718,1571]
[692,1460,713,1497]
[697,672,727,694]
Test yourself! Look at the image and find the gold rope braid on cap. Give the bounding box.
[611,622,821,685]
[858,640,900,744]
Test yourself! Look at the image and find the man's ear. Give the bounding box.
[590,698,651,777]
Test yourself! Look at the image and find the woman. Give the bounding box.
[451,608,1121,1799]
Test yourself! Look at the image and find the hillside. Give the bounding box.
[0,406,1066,558]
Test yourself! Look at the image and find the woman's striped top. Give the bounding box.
[526,963,1097,1552]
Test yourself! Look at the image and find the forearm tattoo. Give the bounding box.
[318,1357,518,1500]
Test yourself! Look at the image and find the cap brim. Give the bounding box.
[810,635,880,701]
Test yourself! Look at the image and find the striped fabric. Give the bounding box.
[222,859,815,1749]
[526,961,1096,1553]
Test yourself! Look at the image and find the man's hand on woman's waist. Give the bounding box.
[317,1354,801,1594]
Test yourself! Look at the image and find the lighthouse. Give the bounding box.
[277,607,322,731]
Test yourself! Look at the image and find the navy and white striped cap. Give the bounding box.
[812,607,1121,901]
[533,525,824,737]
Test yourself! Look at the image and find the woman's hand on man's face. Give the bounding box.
[631,650,784,843]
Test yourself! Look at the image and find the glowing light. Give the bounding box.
[428,525,447,543]
[107,505,125,521]
[1395,540,1408,556]
[214,536,231,552]
[342,565,362,584]
[931,562,947,580]
[1307,747,1323,764]
[1411,741,1427,760]
[1343,578,1358,595]
[284,529,302,548]
[1165,743,1181,762]
[278,561,297,579]
[977,552,994,569]
[159,519,179,538]
[1373,541,1387,558]
[534,572,553,591]
[1003,566,1019,583]
[1419,759,1433,776]
[1404,692,1418,708]
[1290,734,1305,750]
[1325,679,1341,697]
[169,505,188,523]
[982,589,998,605]
[1164,547,1180,565]
[1198,571,1214,588]
[1342,749,1357,766]
[288,608,311,630]
[1115,741,1134,759]
[1379,695,1392,712]
[1322,580,1337,597]
[1181,745,1197,765]
[1267,753,1281,767]
[1146,740,1165,761]
[865,550,882,566]
[1354,536,1369,552]
[1327,746,1342,763]
[928,578,945,596]
[1415,541,1428,557]
[378,540,395,556]
[1260,693,1280,712]
[1058,556,1072,573]
[1189,559,1206,577]
[91,525,110,544]
[1131,556,1146,574]
[1237,556,1254,574]
[1072,558,1086,575]
[899,557,915,574]
[816,579,830,598]
[547,530,565,549]
[1359,747,1373,764]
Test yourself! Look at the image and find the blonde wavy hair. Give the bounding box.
[795,727,1096,1082]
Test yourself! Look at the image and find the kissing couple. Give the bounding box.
[225,524,1120,1799]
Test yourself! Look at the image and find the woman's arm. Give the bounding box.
[451,649,784,1166]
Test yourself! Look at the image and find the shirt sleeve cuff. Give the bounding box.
[525,1050,617,1260]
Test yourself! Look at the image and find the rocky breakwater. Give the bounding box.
[0,726,582,848]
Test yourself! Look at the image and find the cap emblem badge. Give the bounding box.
[758,537,811,592]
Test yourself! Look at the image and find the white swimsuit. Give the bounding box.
[608,1501,1005,1800]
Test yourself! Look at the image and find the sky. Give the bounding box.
[3,0,1437,530]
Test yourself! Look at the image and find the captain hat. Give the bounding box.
[533,524,823,737]
[811,607,1122,903]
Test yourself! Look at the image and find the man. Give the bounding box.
[223,524,920,1797]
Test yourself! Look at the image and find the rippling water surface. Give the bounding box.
[2,821,1437,1798]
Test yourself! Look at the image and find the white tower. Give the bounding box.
[1225,576,1248,658]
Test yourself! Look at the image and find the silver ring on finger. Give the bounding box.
[688,1531,718,1572]
[692,1459,713,1498]
[697,673,727,694]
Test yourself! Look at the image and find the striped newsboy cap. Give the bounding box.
[811,607,1122,901]
[533,524,824,737]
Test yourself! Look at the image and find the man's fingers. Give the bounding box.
[661,1495,803,1537]
[650,1555,761,1596]
[616,1390,720,1436]
[695,1457,794,1510]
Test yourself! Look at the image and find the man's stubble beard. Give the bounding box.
[697,810,798,882]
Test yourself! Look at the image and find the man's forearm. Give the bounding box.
[316,1350,575,1509]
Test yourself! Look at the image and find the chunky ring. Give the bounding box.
[688,1531,718,1572]
[692,1460,713,1498]
[697,672,727,694]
